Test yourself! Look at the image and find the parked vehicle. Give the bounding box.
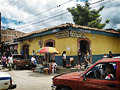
[0,72,16,90]
[51,58,120,90]
[13,54,31,70]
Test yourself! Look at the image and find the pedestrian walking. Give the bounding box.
[31,55,37,72]
[1,53,7,69]
[8,54,13,71]
[62,51,66,68]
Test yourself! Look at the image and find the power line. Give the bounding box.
[2,0,21,14]
[11,0,120,30]
[90,0,105,5]
[16,0,109,27]
[15,11,69,29]
[26,9,67,24]
[19,0,109,25]
[19,0,72,23]
[17,0,32,9]
[1,0,17,12]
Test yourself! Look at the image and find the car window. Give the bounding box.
[13,55,24,59]
[85,62,116,80]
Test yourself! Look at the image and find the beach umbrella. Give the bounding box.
[37,47,60,54]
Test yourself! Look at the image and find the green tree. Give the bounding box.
[67,1,109,29]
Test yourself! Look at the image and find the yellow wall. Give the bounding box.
[86,33,120,55]
[18,33,120,56]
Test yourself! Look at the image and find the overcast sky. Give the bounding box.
[0,0,120,33]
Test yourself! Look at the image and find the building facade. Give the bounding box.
[0,29,25,56]
[15,23,120,65]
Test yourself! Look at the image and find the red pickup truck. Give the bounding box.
[51,58,120,90]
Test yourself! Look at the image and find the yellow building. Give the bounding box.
[14,23,120,65]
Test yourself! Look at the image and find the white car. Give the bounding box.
[0,72,16,90]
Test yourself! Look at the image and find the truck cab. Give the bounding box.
[52,58,120,90]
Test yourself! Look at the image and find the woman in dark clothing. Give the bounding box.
[62,51,66,68]
[109,51,113,58]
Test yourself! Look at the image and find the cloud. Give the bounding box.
[1,0,120,33]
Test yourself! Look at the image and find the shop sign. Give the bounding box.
[55,30,69,39]
[79,29,91,33]
[70,31,85,38]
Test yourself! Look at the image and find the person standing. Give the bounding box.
[31,55,37,72]
[62,51,66,68]
[33,50,36,56]
[8,54,13,71]
[78,49,82,65]
[21,50,24,56]
[1,53,7,69]
[84,50,90,69]
[109,51,113,58]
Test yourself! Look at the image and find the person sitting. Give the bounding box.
[51,60,57,74]
[103,54,107,59]
[42,59,47,67]
[105,64,115,80]
[100,65,107,79]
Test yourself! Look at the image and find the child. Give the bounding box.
[103,54,107,58]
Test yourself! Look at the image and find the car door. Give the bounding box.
[78,62,119,90]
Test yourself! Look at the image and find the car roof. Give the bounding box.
[97,58,120,63]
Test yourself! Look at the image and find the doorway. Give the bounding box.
[80,40,90,63]
[77,38,92,64]
[80,40,89,54]
[44,39,55,62]
[23,44,29,59]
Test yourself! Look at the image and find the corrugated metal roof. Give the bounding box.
[15,23,120,39]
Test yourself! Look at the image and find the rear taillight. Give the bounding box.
[10,79,12,84]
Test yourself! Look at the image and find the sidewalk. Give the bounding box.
[35,64,85,74]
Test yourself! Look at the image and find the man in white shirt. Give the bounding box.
[31,55,37,72]
[8,54,13,71]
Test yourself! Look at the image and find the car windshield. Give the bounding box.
[13,55,24,59]
[85,64,93,71]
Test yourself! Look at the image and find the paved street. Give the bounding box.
[0,67,56,90]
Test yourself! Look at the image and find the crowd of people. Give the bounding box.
[1,53,13,71]
[30,54,57,74]
[62,50,90,69]
[62,50,114,70]
[0,48,115,76]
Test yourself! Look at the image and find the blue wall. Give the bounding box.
[29,54,120,66]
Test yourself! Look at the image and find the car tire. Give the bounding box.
[14,65,19,70]
[60,87,71,90]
